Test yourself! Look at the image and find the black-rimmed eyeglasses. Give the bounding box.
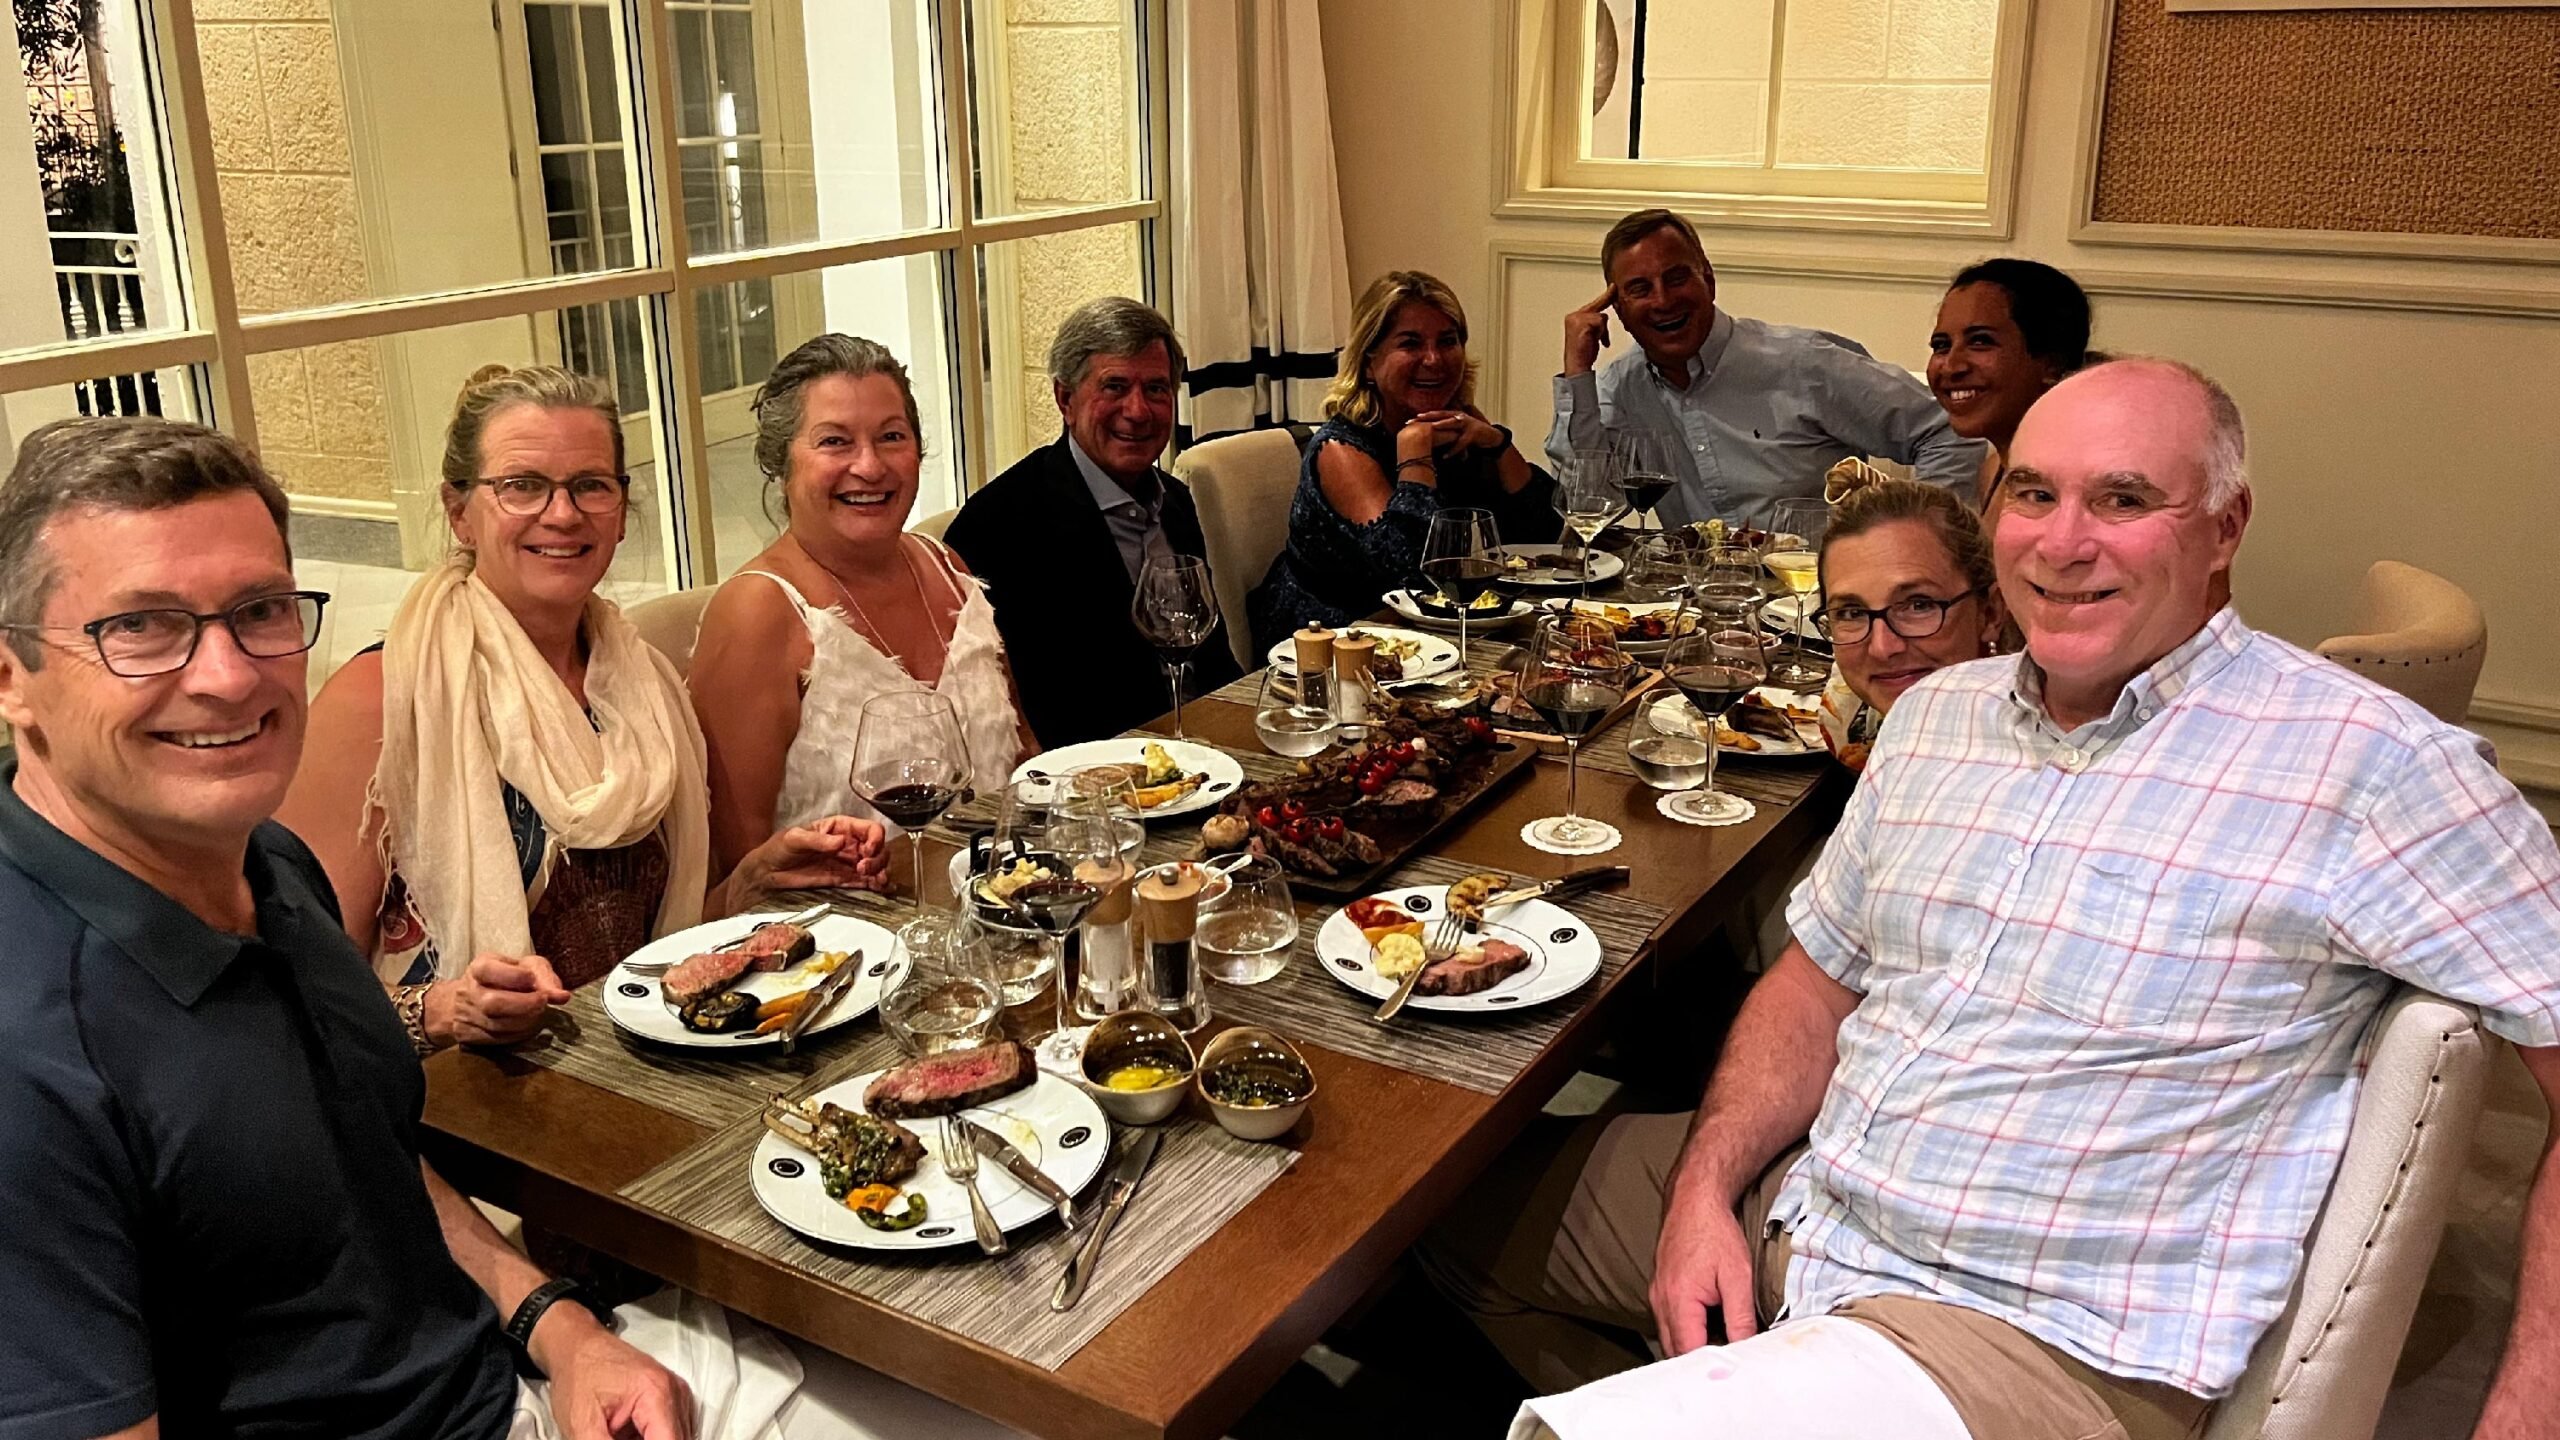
[1819,588,1981,645]
[468,473,630,516]
[2,591,330,677]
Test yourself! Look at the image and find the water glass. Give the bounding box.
[1253,668,1339,758]
[879,911,1001,1057]
[1197,855,1298,986]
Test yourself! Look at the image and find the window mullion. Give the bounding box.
[938,0,989,498]
[1763,0,1790,175]
[632,0,716,585]
[149,0,256,443]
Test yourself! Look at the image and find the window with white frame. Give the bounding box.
[0,0,1164,686]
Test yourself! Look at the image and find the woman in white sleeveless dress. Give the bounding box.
[691,334,1037,887]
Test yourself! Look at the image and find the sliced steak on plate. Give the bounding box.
[737,921,815,971]
[1416,938,1530,997]
[662,948,753,1006]
[863,1040,1037,1119]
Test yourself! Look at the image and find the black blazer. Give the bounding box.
[945,435,1245,750]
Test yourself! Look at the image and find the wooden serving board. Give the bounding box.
[1488,667,1666,756]
[1280,737,1542,900]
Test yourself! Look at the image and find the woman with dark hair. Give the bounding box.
[1927,258,2093,506]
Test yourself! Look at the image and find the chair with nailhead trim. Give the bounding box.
[2316,561,2488,725]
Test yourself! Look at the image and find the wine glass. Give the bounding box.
[851,691,971,909]
[1762,497,1830,692]
[1655,623,1771,824]
[1559,448,1621,597]
[1610,429,1677,533]
[1422,506,1502,668]
[1007,813,1124,1069]
[1515,618,1637,855]
[879,911,1002,1057]
[1252,667,1338,757]
[1197,853,1298,986]
[1060,764,1147,861]
[1132,555,1217,740]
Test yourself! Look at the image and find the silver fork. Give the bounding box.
[1425,905,1473,963]
[942,1117,1007,1256]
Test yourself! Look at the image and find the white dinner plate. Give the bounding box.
[1265,623,1462,684]
[1646,686,1822,759]
[1758,594,1826,641]
[602,910,896,1048]
[1539,598,1701,656]
[1009,738,1246,821]
[749,1068,1109,1253]
[1316,885,1604,1014]
[1382,588,1532,633]
[1492,544,1626,590]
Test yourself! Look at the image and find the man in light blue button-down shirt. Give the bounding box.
[1545,210,1987,526]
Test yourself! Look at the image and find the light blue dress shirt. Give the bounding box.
[1066,433,1175,586]
[1545,308,1987,526]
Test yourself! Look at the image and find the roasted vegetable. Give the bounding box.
[853,1193,930,1231]
[678,989,760,1034]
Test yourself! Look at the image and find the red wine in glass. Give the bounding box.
[1006,875,1104,933]
[1668,663,1760,720]
[1525,678,1622,739]
[867,781,963,830]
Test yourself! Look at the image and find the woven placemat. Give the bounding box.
[1208,853,1664,1096]
[619,1108,1295,1371]
[513,977,908,1129]
[1570,705,1829,810]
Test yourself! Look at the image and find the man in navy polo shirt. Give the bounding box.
[0,418,687,1439]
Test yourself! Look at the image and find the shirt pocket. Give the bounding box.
[2025,853,2228,1031]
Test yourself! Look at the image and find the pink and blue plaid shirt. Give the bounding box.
[1777,607,2560,1395]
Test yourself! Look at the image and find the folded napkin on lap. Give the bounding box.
[1510,1316,1969,1440]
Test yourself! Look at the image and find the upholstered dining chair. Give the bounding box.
[2202,988,2493,1440]
[1175,427,1307,669]
[2316,561,2488,724]
[908,505,961,542]
[627,585,716,680]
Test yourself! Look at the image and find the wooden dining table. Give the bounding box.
[421,641,1850,1440]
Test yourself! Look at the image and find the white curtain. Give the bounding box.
[1172,0,1351,444]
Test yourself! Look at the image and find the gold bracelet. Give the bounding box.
[395,982,437,1057]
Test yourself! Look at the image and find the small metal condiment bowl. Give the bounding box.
[1076,1011,1197,1126]
[1195,1026,1316,1142]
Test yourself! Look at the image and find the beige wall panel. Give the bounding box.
[1007,0,1123,25]
[1641,0,1778,81]
[1888,0,2001,80]
[1782,0,1892,80]
[305,338,392,462]
[253,23,355,174]
[194,0,329,18]
[1014,224,1143,351]
[1776,80,1990,171]
[264,449,388,504]
[197,25,274,171]
[223,173,368,313]
[1639,78,1767,164]
[1003,27,1133,204]
[245,350,316,452]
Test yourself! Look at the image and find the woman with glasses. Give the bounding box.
[1812,476,2008,769]
[689,334,1035,887]
[279,364,888,1051]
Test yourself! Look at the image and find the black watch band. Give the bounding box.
[504,1277,606,1379]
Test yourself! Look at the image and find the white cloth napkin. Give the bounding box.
[1510,1316,1971,1440]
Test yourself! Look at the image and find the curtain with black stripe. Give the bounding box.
[1172,0,1350,448]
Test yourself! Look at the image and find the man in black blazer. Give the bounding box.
[947,297,1244,749]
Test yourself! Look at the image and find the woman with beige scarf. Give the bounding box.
[280,365,889,1052]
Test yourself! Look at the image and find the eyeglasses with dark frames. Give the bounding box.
[468,473,630,516]
[1819,587,1982,645]
[2,590,331,677]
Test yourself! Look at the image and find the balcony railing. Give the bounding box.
[49,228,163,417]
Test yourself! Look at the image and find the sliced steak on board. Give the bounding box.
[1416,938,1530,997]
[863,1040,1037,1120]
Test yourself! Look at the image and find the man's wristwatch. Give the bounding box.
[504,1277,616,1379]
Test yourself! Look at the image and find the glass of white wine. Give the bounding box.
[1561,448,1622,597]
[1762,497,1830,691]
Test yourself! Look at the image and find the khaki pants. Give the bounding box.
[1420,1111,2214,1440]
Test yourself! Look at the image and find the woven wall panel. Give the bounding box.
[2092,0,2560,238]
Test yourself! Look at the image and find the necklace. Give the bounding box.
[800,535,954,673]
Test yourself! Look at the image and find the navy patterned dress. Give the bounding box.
[1246,417,1559,652]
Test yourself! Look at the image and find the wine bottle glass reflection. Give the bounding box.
[851,691,971,909]
[1656,623,1770,824]
[1133,555,1217,740]
[1422,506,1502,670]
[1516,619,1636,854]
[1762,498,1830,691]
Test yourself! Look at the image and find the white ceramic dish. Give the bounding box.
[1646,686,1822,759]
[1539,598,1701,656]
[1314,885,1603,1014]
[1382,588,1532,634]
[749,1068,1109,1253]
[1493,544,1626,590]
[1009,738,1247,821]
[602,910,895,1049]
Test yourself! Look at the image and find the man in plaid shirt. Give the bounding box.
[1503,359,2560,1439]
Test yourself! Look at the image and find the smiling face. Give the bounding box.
[1364,300,1468,423]
[1823,517,2003,714]
[1605,226,1715,372]
[1997,364,2249,726]
[782,372,922,545]
[0,491,307,853]
[449,404,624,624]
[1929,282,2057,454]
[1057,340,1176,485]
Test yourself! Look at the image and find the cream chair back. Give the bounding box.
[2315,560,2487,724]
[1174,428,1304,669]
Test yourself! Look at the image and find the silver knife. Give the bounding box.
[1480,865,1631,914]
[1051,1128,1162,1312]
[963,1117,1077,1228]
[778,948,862,1055]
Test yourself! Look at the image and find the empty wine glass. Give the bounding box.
[1559,449,1620,596]
[1515,618,1636,855]
[1008,813,1124,1068]
[1762,498,1830,691]
[1656,623,1771,824]
[851,691,971,909]
[1423,506,1502,668]
[1133,555,1217,739]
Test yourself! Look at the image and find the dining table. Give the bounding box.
[420,581,1851,1440]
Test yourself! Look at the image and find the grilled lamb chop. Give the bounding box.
[863,1040,1037,1120]
[1417,938,1530,997]
[662,949,752,1006]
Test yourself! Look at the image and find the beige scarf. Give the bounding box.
[374,560,710,979]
